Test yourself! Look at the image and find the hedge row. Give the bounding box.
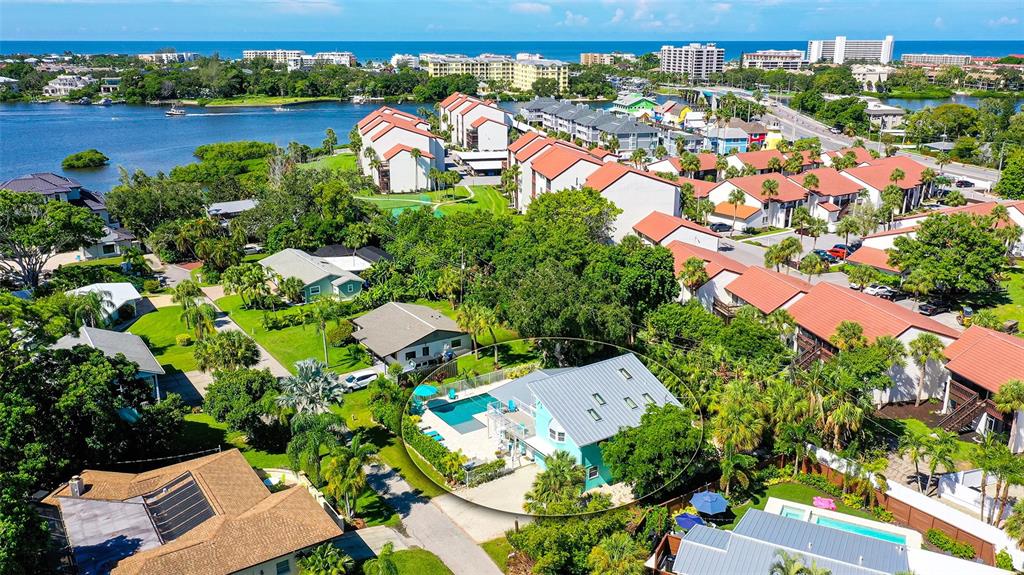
[926,528,976,560]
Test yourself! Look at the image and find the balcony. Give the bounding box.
[645,533,681,574]
[712,297,741,319]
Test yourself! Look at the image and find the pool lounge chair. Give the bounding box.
[448,388,458,400]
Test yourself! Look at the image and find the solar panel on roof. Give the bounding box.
[142,472,215,542]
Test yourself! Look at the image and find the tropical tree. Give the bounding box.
[715,155,729,179]
[1003,499,1024,549]
[970,432,1005,522]
[193,330,260,372]
[524,450,585,514]
[653,145,668,160]
[410,148,423,191]
[348,127,362,157]
[767,156,783,173]
[679,152,701,178]
[908,332,945,406]
[846,265,878,290]
[785,153,804,175]
[322,128,337,155]
[299,544,354,575]
[73,289,113,327]
[854,456,889,508]
[436,266,461,307]
[835,216,860,246]
[679,257,709,294]
[278,359,346,415]
[924,429,958,495]
[321,432,378,518]
[476,305,502,363]
[586,532,645,575]
[802,173,820,194]
[181,302,218,340]
[807,217,828,249]
[455,303,486,359]
[363,542,399,575]
[901,269,934,310]
[304,295,343,364]
[899,428,931,492]
[830,320,867,351]
[727,188,746,236]
[278,276,305,304]
[994,380,1024,452]
[630,148,648,169]
[799,253,829,281]
[287,411,345,485]
[172,280,204,326]
[769,550,807,575]
[761,178,780,203]
[719,446,756,498]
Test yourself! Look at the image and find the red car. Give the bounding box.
[827,247,848,259]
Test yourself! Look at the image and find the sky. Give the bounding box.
[1,0,1022,41]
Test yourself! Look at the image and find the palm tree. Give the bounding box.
[994,380,1024,453]
[855,456,889,509]
[802,173,820,194]
[299,544,355,575]
[182,302,217,340]
[679,152,701,178]
[784,152,804,174]
[719,446,756,497]
[322,432,378,518]
[348,127,363,157]
[715,155,729,180]
[287,411,345,485]
[799,254,828,281]
[920,167,937,199]
[901,270,934,310]
[971,433,1004,521]
[172,280,203,327]
[304,295,342,364]
[630,148,647,169]
[410,147,422,191]
[830,320,867,351]
[73,289,113,327]
[455,303,486,359]
[767,156,783,173]
[679,257,709,295]
[363,542,399,575]
[1003,499,1024,549]
[476,305,502,363]
[888,167,908,212]
[277,359,346,415]
[768,550,806,575]
[807,217,828,250]
[924,429,958,495]
[908,332,945,406]
[586,532,645,575]
[653,145,668,160]
[278,276,305,304]
[524,450,584,513]
[822,393,865,451]
[761,178,780,203]
[727,188,746,236]
[899,428,930,492]
[874,335,907,371]
[436,266,461,307]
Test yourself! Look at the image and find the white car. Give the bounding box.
[862,284,887,296]
[343,372,377,392]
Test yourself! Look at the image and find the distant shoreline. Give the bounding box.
[179,96,343,108]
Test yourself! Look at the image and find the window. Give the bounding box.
[422,346,430,356]
[276,560,291,575]
[587,409,602,422]
[548,428,565,442]
[618,368,632,380]
[624,396,638,409]
[404,350,416,360]
[102,243,116,255]
[587,466,600,480]
[309,285,321,296]
[642,393,655,404]
[344,283,354,293]
[450,338,462,348]
[592,393,606,406]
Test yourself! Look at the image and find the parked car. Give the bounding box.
[863,284,888,296]
[955,180,974,188]
[243,243,263,255]
[918,300,950,316]
[344,372,377,392]
[878,287,907,301]
[812,249,839,264]
[957,306,975,326]
[828,243,859,259]
[709,223,732,233]
[829,126,842,134]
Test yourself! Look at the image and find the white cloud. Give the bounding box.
[988,16,1019,27]
[510,2,550,14]
[711,2,732,12]
[610,7,625,23]
[268,0,340,13]
[632,0,652,21]
[933,16,944,29]
[561,9,588,26]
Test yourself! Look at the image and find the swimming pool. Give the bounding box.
[429,393,494,433]
[780,506,806,520]
[813,515,907,545]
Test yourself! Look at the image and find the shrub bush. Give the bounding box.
[926,529,976,560]
[401,415,455,481]
[176,334,194,347]
[326,321,354,347]
[62,149,109,169]
[795,472,843,498]
[143,279,162,293]
[996,548,1013,571]
[871,506,894,523]
[467,459,509,487]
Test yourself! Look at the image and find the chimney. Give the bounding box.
[69,476,84,497]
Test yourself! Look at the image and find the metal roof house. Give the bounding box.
[352,302,468,370]
[53,326,165,397]
[485,353,681,490]
[259,248,363,302]
[66,283,143,324]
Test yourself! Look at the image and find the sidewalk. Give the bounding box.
[201,286,291,378]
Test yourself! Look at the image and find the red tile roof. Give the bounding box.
[514,137,555,162]
[532,147,601,180]
[843,156,927,190]
[733,149,786,171]
[357,106,421,130]
[633,211,721,242]
[713,202,760,219]
[846,246,899,272]
[584,163,679,192]
[818,202,840,213]
[368,118,440,142]
[726,173,808,203]
[383,144,434,161]
[796,168,866,197]
[944,326,1024,394]
[826,147,874,164]
[725,266,812,313]
[863,226,917,239]
[470,116,503,128]
[664,153,719,172]
[589,147,617,160]
[787,282,961,342]
[895,200,1024,223]
[439,92,463,108]
[666,240,747,278]
[508,131,541,154]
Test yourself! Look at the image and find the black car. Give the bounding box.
[955,180,974,188]
[709,223,732,233]
[918,301,950,316]
[878,287,908,301]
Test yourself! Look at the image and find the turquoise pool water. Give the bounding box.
[813,515,907,545]
[780,506,805,520]
[429,393,494,433]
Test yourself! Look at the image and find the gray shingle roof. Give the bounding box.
[1,172,83,196]
[670,510,911,575]
[521,97,558,111]
[312,244,392,263]
[352,302,464,357]
[207,199,258,217]
[53,326,165,375]
[525,353,681,446]
[259,248,362,288]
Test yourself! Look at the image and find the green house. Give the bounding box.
[611,93,657,117]
[259,248,364,302]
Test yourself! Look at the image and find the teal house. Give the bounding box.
[488,353,681,490]
[610,93,657,118]
[260,248,364,302]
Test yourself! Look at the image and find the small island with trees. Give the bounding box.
[61,149,109,169]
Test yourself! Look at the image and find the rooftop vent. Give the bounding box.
[69,476,84,497]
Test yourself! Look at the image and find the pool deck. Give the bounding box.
[418,379,518,466]
[764,497,923,548]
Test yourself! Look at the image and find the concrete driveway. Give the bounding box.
[448,464,538,517]
[333,526,408,561]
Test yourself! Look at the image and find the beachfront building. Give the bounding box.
[422,53,570,93]
[42,74,95,97]
[241,49,305,64]
[742,49,806,70]
[137,52,199,64]
[807,35,895,64]
[40,449,343,575]
[356,106,446,193]
[659,43,725,80]
[390,53,419,68]
[438,93,510,151]
[353,302,468,370]
[580,52,637,65]
[259,248,364,302]
[902,53,973,66]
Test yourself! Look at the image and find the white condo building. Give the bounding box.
[659,43,725,80]
[43,75,95,97]
[807,35,895,64]
[355,107,446,193]
[242,49,305,64]
[137,52,199,64]
[901,53,973,66]
[742,50,806,70]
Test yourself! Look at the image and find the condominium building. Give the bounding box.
[390,53,419,68]
[658,43,725,80]
[807,35,895,64]
[742,49,806,70]
[901,53,973,66]
[421,53,569,92]
[42,74,95,97]
[580,52,637,65]
[242,49,305,64]
[137,52,199,64]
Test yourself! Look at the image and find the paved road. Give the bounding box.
[367,466,503,575]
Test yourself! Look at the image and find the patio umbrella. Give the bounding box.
[674,513,705,530]
[413,384,438,397]
[690,491,729,515]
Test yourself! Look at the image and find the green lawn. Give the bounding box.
[355,487,401,528]
[989,267,1024,333]
[896,418,978,462]
[199,95,342,107]
[391,549,454,575]
[126,305,197,372]
[181,413,290,468]
[723,481,874,529]
[438,185,509,216]
[481,537,513,572]
[216,295,371,375]
[302,153,357,171]
[67,255,123,267]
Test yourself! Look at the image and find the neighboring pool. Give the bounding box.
[813,515,907,545]
[780,506,806,520]
[428,393,494,433]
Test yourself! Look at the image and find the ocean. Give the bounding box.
[2,40,1022,62]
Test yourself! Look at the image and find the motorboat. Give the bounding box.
[273,106,289,112]
[165,105,186,116]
